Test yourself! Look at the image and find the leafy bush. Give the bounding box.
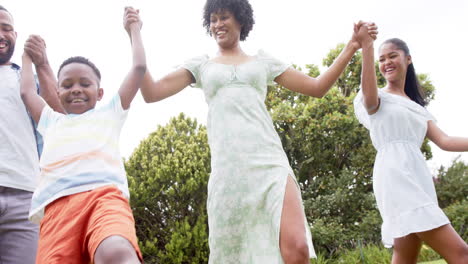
[418,244,442,262]
[126,114,210,263]
[435,158,468,208]
[331,244,391,264]
[310,253,332,264]
[443,199,468,240]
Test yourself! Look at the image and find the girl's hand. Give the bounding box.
[366,22,378,41]
[123,6,142,36]
[21,51,33,64]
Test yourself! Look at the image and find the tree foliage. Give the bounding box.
[435,157,468,208]
[126,113,210,263]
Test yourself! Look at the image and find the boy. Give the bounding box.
[20,7,145,263]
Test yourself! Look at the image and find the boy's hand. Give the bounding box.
[22,51,33,64]
[124,6,142,36]
[24,35,48,67]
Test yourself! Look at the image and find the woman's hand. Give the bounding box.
[350,21,378,50]
[124,6,143,37]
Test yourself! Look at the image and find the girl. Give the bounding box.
[354,30,468,263]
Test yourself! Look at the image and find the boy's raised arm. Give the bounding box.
[119,6,147,110]
[20,53,46,124]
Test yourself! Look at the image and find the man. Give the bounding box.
[0,5,62,263]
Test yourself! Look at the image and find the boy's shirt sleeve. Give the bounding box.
[108,94,129,121]
[37,105,63,136]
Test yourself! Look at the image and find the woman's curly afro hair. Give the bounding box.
[203,0,255,41]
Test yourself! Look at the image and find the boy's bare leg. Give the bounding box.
[94,235,140,264]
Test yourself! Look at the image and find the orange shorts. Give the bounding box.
[36,185,143,263]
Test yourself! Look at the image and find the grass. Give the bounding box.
[309,244,447,264]
[418,260,446,264]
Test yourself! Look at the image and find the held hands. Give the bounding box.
[124,6,142,37]
[24,35,48,67]
[351,21,378,50]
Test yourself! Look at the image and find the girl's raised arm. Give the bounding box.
[358,23,379,114]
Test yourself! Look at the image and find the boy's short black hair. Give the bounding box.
[203,0,254,41]
[57,56,101,81]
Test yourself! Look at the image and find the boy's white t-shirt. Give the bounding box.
[29,94,129,224]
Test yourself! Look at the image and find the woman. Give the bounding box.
[142,0,376,263]
[354,29,468,263]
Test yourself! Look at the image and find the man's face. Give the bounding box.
[0,10,16,65]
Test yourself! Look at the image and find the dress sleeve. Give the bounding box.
[423,108,436,123]
[180,55,209,88]
[378,90,436,123]
[257,50,290,85]
[353,90,371,130]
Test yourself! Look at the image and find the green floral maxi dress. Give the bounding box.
[182,50,315,263]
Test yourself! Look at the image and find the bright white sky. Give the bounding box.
[4,0,468,173]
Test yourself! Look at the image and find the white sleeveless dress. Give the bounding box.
[354,89,450,247]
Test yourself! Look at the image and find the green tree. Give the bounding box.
[434,158,468,240]
[443,200,468,240]
[435,157,468,208]
[126,113,210,263]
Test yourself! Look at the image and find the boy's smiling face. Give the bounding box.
[58,62,103,114]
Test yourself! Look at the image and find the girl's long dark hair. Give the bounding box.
[382,38,427,106]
